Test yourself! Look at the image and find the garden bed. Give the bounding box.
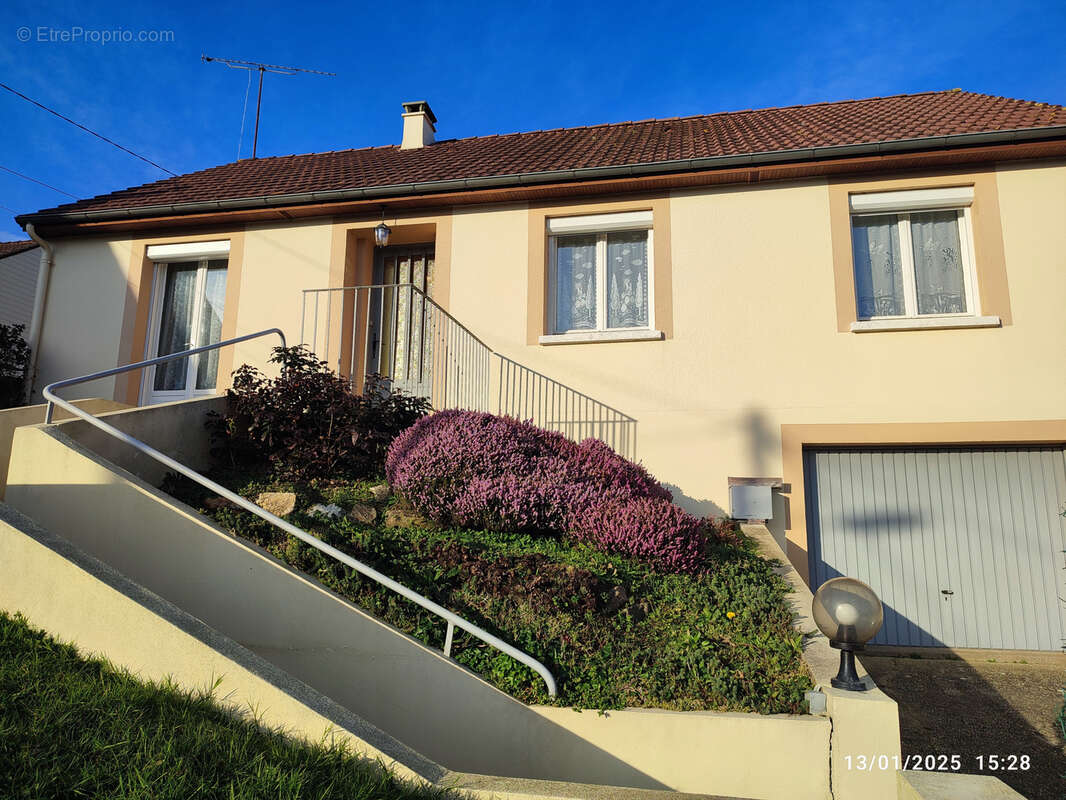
[164,469,811,714]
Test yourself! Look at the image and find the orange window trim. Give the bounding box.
[117,230,245,405]
[828,169,1012,332]
[527,196,672,345]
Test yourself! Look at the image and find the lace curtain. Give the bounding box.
[910,211,965,314]
[607,231,649,328]
[153,262,198,391]
[194,262,228,390]
[556,235,597,331]
[852,215,904,318]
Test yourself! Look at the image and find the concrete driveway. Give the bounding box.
[863,650,1065,800]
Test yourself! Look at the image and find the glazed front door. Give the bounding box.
[366,245,434,387]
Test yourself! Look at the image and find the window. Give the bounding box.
[849,187,980,321]
[543,211,661,343]
[142,241,230,404]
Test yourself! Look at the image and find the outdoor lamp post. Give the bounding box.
[812,576,884,691]
[374,210,391,247]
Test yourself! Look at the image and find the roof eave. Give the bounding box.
[16,125,1066,228]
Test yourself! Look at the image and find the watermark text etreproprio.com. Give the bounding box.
[16,26,175,44]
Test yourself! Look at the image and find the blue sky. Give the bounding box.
[1,0,1064,240]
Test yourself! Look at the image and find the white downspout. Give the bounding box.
[23,223,55,402]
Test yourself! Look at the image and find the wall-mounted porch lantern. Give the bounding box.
[374,210,391,248]
[812,576,883,691]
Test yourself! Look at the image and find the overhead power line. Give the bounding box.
[202,54,336,159]
[0,81,177,176]
[0,164,79,199]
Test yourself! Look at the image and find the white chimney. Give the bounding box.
[400,101,436,150]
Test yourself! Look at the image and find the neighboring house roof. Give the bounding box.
[0,240,38,259]
[19,90,1066,225]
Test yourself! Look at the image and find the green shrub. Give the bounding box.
[175,471,811,713]
[0,323,30,409]
[207,345,430,481]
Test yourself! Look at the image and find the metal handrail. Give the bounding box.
[495,353,636,421]
[42,328,558,698]
[302,283,494,352]
[301,283,637,457]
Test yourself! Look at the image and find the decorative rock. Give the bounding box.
[369,483,391,502]
[604,585,628,615]
[384,506,441,531]
[203,496,236,510]
[627,602,650,624]
[349,503,377,525]
[256,491,296,517]
[309,503,344,519]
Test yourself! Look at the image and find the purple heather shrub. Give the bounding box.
[386,410,579,531]
[570,437,673,511]
[570,497,707,574]
[386,410,705,572]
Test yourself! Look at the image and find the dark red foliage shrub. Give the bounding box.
[706,516,744,547]
[208,345,430,480]
[569,497,706,574]
[385,410,706,571]
[0,323,30,410]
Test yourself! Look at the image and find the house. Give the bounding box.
[15,90,1066,653]
[0,240,40,330]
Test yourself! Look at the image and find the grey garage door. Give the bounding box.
[805,447,1066,651]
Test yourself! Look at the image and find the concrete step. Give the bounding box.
[443,771,749,800]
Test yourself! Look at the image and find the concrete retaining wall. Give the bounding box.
[5,399,831,798]
[0,501,441,787]
[0,398,129,498]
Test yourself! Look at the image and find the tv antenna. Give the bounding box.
[202,55,336,159]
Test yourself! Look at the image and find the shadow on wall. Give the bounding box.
[814,558,944,649]
[804,460,931,647]
[741,406,777,480]
[766,489,791,553]
[659,407,783,527]
[661,483,727,519]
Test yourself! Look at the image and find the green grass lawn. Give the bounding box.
[0,612,449,800]
[168,471,812,714]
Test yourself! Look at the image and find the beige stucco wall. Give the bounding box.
[36,237,133,399]
[32,159,1065,576]
[34,220,333,405]
[444,161,1066,562]
[231,219,334,375]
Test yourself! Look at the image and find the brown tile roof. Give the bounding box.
[22,90,1066,221]
[0,240,38,258]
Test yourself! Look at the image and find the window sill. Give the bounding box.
[850,315,1002,333]
[539,329,664,345]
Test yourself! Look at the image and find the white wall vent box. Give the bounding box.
[729,484,773,520]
